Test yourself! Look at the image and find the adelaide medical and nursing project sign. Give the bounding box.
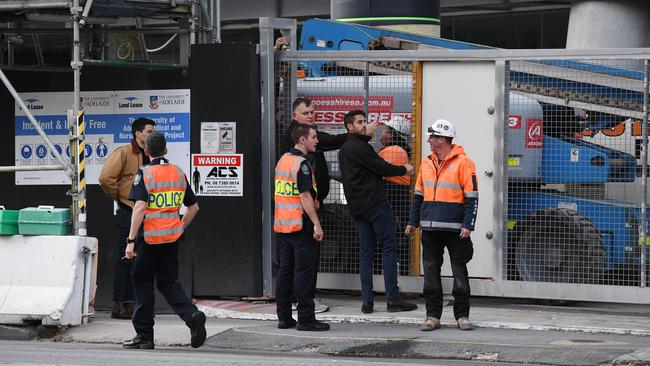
[14,89,190,185]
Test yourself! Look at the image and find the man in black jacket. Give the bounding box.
[281,97,377,313]
[339,110,418,314]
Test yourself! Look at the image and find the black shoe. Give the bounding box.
[111,302,132,320]
[188,311,207,348]
[387,299,418,312]
[123,335,154,349]
[278,317,297,329]
[297,320,330,331]
[361,302,374,314]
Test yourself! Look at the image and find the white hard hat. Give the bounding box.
[427,119,456,138]
[384,115,411,136]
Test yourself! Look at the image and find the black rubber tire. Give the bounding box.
[515,208,605,284]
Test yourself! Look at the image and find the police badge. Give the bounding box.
[301,163,311,175]
[133,172,142,185]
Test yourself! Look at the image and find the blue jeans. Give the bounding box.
[113,208,134,303]
[354,200,400,303]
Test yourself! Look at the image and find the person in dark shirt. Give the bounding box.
[338,110,417,315]
[122,131,206,350]
[274,124,329,332]
[281,97,376,313]
[98,117,155,320]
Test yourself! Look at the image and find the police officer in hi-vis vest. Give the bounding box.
[406,119,478,332]
[123,131,207,349]
[274,124,330,331]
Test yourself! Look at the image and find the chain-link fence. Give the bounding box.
[275,59,419,277]
[505,58,648,287]
[264,43,650,302]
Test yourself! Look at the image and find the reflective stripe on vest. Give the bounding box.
[142,163,186,244]
[418,157,467,203]
[273,153,316,233]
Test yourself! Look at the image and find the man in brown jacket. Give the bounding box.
[99,117,155,319]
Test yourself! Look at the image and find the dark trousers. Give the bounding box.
[131,239,198,341]
[354,200,400,303]
[421,230,474,320]
[276,231,319,323]
[113,208,134,303]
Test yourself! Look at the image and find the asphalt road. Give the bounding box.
[207,322,647,366]
[0,340,547,366]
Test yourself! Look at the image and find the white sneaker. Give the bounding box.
[313,298,329,314]
[291,302,298,311]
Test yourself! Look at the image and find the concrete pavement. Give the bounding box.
[4,294,650,365]
[196,293,650,336]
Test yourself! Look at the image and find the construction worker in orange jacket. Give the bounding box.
[122,131,206,349]
[406,119,478,332]
[275,124,330,332]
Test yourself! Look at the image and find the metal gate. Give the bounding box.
[260,21,650,303]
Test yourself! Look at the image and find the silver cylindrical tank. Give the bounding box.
[566,0,649,49]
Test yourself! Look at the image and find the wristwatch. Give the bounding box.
[127,238,136,244]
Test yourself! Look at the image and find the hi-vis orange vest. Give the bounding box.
[141,163,186,244]
[413,144,478,230]
[378,145,410,185]
[274,153,316,233]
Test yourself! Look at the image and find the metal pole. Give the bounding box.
[259,17,297,297]
[71,0,84,236]
[0,165,65,172]
[363,61,369,116]
[259,18,276,297]
[190,0,197,46]
[0,69,72,176]
[214,0,221,43]
[641,59,649,288]
[135,18,150,62]
[0,1,70,10]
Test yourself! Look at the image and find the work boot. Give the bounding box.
[277,317,297,329]
[387,299,417,312]
[361,302,374,314]
[297,320,330,331]
[420,316,441,331]
[123,335,154,349]
[457,317,474,330]
[188,311,207,348]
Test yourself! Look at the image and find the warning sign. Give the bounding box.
[191,154,243,196]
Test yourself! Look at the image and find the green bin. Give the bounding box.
[0,206,19,235]
[18,205,72,235]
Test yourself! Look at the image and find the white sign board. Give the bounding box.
[190,154,243,196]
[14,89,191,185]
[200,122,220,153]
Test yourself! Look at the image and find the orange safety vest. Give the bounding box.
[414,144,478,230]
[378,145,410,186]
[274,153,317,233]
[141,163,186,244]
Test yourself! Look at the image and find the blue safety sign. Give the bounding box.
[36,144,47,159]
[84,144,92,158]
[21,145,32,159]
[96,143,108,157]
[66,145,70,157]
[51,144,63,157]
